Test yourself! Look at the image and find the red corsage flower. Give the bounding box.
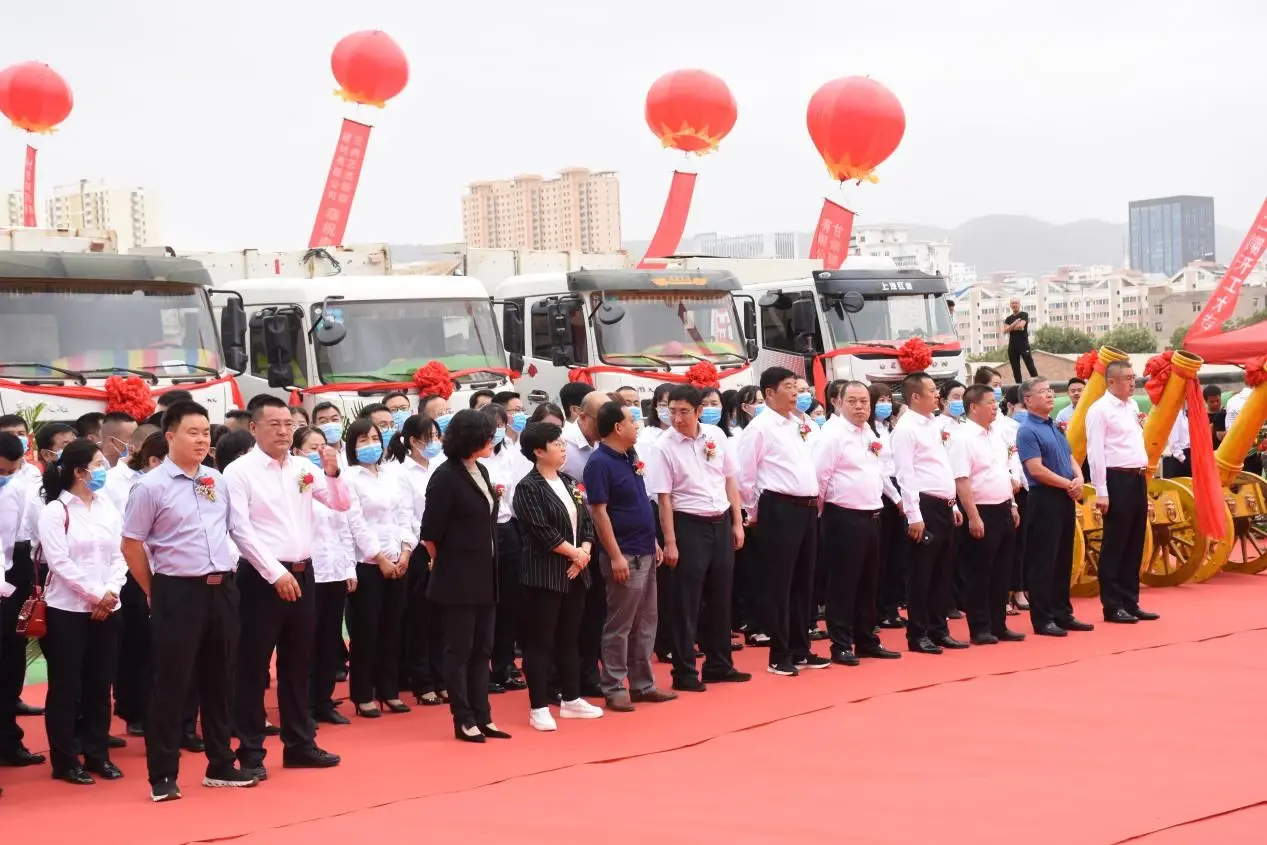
[1137,412,1147,428]
[1057,420,1069,433]
[941,429,951,443]
[704,439,717,461]
[799,422,811,441]
[298,472,315,493]
[494,483,506,498]
[634,460,646,476]
[194,476,217,502]
[571,483,585,505]
[869,441,882,456]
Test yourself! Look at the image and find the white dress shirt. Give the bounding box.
[102,462,139,515]
[735,408,817,518]
[562,421,597,486]
[19,461,41,483]
[1055,404,1076,425]
[1085,393,1150,497]
[994,413,1027,490]
[948,420,1015,506]
[891,410,958,524]
[812,416,886,511]
[1167,410,1190,459]
[344,464,409,563]
[224,447,352,583]
[480,444,532,524]
[937,413,967,446]
[636,426,667,501]
[37,491,128,614]
[395,455,440,541]
[311,499,356,584]
[1225,387,1252,431]
[646,422,736,516]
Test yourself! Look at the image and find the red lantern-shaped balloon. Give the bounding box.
[0,66,13,120]
[645,69,738,155]
[0,61,73,134]
[806,76,905,184]
[331,30,409,108]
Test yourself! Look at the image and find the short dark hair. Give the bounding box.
[42,438,101,503]
[667,384,703,409]
[312,401,339,418]
[0,432,23,461]
[157,390,193,409]
[1068,377,1087,388]
[1105,360,1132,380]
[225,409,252,423]
[214,430,256,472]
[246,393,274,412]
[1203,384,1222,399]
[938,379,966,401]
[901,372,934,400]
[162,401,211,434]
[418,394,446,416]
[358,402,389,419]
[469,389,495,409]
[559,382,594,417]
[291,425,324,452]
[36,422,76,451]
[759,366,796,398]
[481,402,509,427]
[103,411,136,426]
[290,405,310,424]
[972,366,1001,386]
[596,400,628,438]
[75,412,106,437]
[0,414,27,433]
[963,384,992,409]
[492,391,520,406]
[442,408,497,461]
[520,421,562,463]
[343,418,383,465]
[528,402,565,424]
[383,391,410,407]
[1004,384,1021,406]
[250,394,289,420]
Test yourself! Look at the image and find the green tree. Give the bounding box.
[1169,324,1190,349]
[1032,325,1096,354]
[1099,324,1157,354]
[967,346,1006,362]
[1224,310,1267,331]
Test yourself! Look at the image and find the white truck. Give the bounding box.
[490,268,756,406]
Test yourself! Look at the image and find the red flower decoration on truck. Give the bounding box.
[105,375,155,422]
[411,360,454,400]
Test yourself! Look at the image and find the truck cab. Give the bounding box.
[740,258,962,390]
[210,274,513,417]
[492,268,757,405]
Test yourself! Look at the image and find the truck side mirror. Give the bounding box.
[841,291,864,314]
[508,352,524,373]
[745,338,759,360]
[547,301,571,345]
[312,313,346,347]
[551,347,574,368]
[220,298,248,374]
[791,298,817,336]
[262,314,296,389]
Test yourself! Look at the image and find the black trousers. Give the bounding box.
[669,512,736,682]
[962,503,1016,637]
[755,491,817,666]
[402,544,445,696]
[491,522,522,683]
[1162,449,1191,479]
[43,608,120,773]
[823,505,883,653]
[877,495,907,619]
[114,571,152,725]
[1098,470,1148,615]
[1009,347,1038,383]
[1024,487,1076,629]
[577,560,606,690]
[1011,488,1029,592]
[521,581,586,709]
[906,494,956,644]
[0,541,35,752]
[652,501,674,659]
[147,573,240,785]
[347,562,407,705]
[311,579,348,712]
[812,517,829,612]
[441,603,496,729]
[732,521,760,633]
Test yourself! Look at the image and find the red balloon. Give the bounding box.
[806,76,905,184]
[645,69,737,155]
[0,61,73,134]
[331,31,409,108]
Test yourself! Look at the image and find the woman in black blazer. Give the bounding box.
[420,409,508,743]
[512,422,603,732]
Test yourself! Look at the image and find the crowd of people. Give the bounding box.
[0,360,1173,802]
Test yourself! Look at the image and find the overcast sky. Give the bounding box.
[4,1,1263,250]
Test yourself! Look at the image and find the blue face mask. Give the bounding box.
[87,466,108,492]
[795,393,813,413]
[391,409,410,429]
[378,424,396,440]
[493,427,506,446]
[874,402,893,421]
[814,416,826,428]
[630,406,643,425]
[752,403,767,417]
[0,475,11,490]
[948,399,965,417]
[421,440,443,460]
[118,447,130,461]
[700,407,723,426]
[435,412,454,434]
[319,422,342,444]
[356,443,383,465]
[993,387,1003,402]
[657,407,671,425]
[18,435,29,454]
[1014,410,1029,422]
[510,411,528,433]
[305,452,324,469]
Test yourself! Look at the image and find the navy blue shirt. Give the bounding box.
[1016,413,1075,488]
[582,443,657,557]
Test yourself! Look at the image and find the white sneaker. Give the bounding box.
[559,697,605,719]
[529,707,557,732]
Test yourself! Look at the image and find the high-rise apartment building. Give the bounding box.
[694,231,801,259]
[41,181,162,250]
[3,190,24,227]
[461,167,621,253]
[1128,195,1215,276]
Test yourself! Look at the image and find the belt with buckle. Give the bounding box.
[205,572,231,585]
[919,492,957,509]
[1108,467,1148,476]
[281,559,311,573]
[825,503,882,519]
[676,511,729,524]
[766,491,818,508]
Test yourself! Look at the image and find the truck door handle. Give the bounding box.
[527,390,550,403]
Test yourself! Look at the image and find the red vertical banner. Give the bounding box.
[22,145,36,227]
[308,118,372,249]
[637,170,697,270]
[809,198,855,270]
[1184,197,1267,342]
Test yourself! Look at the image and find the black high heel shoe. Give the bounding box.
[478,723,512,740]
[455,724,485,743]
[415,691,443,706]
[355,703,382,719]
[378,699,411,714]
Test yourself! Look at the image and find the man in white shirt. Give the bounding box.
[650,384,751,691]
[950,385,1025,645]
[1224,385,1259,474]
[1086,361,1159,625]
[891,372,967,655]
[736,367,831,676]
[812,381,903,665]
[225,396,350,779]
[1162,410,1191,478]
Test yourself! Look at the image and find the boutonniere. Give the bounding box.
[1137,412,1147,428]
[494,483,506,498]
[869,440,882,456]
[1057,420,1068,433]
[1008,444,1018,457]
[194,476,217,502]
[799,422,811,441]
[704,439,717,461]
[298,472,315,494]
[634,460,646,476]
[940,429,951,443]
[571,482,585,505]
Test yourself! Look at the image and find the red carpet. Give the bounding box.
[4,574,1267,845]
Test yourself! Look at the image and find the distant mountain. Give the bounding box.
[624,215,1244,277]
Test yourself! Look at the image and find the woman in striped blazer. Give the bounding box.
[512,422,604,732]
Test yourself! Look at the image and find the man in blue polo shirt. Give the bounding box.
[1015,377,1095,638]
[584,401,677,713]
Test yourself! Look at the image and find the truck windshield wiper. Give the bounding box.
[79,367,160,385]
[680,351,747,366]
[604,354,673,372]
[136,363,221,378]
[0,362,87,385]
[327,373,392,383]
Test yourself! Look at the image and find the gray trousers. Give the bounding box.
[599,552,658,696]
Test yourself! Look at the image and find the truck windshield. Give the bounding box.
[0,280,222,378]
[823,292,955,347]
[593,291,746,364]
[313,298,507,382]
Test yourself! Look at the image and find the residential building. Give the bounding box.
[4,190,26,226]
[1148,261,1267,344]
[949,262,977,289]
[1128,195,1216,276]
[43,181,161,250]
[461,167,621,253]
[694,231,802,259]
[849,226,953,277]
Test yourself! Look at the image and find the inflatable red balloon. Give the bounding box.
[0,66,13,119]
[0,61,73,134]
[331,30,409,108]
[645,69,737,155]
[806,76,905,184]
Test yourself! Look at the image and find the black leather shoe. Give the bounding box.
[126,721,145,737]
[85,759,123,780]
[1035,622,1068,637]
[935,635,970,650]
[947,609,964,620]
[0,745,46,766]
[283,747,341,768]
[877,616,906,629]
[1128,608,1160,621]
[15,699,44,717]
[478,724,512,740]
[909,637,943,655]
[1058,617,1095,632]
[857,645,902,660]
[314,708,351,725]
[701,668,752,683]
[1105,609,1138,624]
[54,766,95,785]
[831,649,860,666]
[672,676,708,692]
[107,735,126,749]
[334,670,348,682]
[502,677,528,692]
[262,723,281,737]
[808,628,830,641]
[997,629,1027,642]
[181,733,206,753]
[970,633,999,645]
[488,682,507,695]
[456,724,485,743]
